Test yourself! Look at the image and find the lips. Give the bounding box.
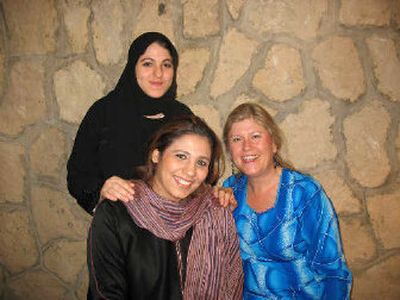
[173,175,192,187]
[242,155,259,163]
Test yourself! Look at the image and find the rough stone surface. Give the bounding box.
[0,35,5,96]
[231,94,278,117]
[312,36,365,102]
[190,104,222,138]
[54,60,106,124]
[340,217,377,267]
[226,0,245,20]
[241,0,328,40]
[344,101,390,187]
[210,28,259,98]
[352,255,400,300]
[3,0,57,55]
[397,127,400,162]
[253,44,305,102]
[62,0,90,53]
[367,191,400,250]
[0,209,39,273]
[44,239,86,284]
[0,142,25,204]
[7,269,66,300]
[92,0,124,65]
[133,1,175,42]
[0,61,46,136]
[183,0,220,38]
[177,48,210,97]
[394,1,400,30]
[280,99,337,169]
[76,268,89,300]
[314,170,362,214]
[339,0,391,26]
[31,186,88,244]
[367,35,400,102]
[30,127,67,178]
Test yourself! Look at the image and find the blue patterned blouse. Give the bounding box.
[223,168,352,300]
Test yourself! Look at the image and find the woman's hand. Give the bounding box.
[100,176,135,202]
[213,186,237,209]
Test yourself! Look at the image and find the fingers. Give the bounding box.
[214,186,237,209]
[100,176,135,202]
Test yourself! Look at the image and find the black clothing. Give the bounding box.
[67,32,192,214]
[87,200,192,300]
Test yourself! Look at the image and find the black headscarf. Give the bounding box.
[112,32,179,115]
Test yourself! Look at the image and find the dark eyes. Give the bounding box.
[141,61,173,68]
[175,153,209,167]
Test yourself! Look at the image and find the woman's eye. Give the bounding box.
[231,136,241,143]
[176,153,186,160]
[163,62,173,68]
[252,134,261,140]
[197,160,209,167]
[142,61,152,67]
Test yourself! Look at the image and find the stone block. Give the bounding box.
[0,61,46,136]
[232,94,278,118]
[0,142,25,203]
[312,36,365,102]
[339,0,391,27]
[54,60,106,124]
[367,191,400,249]
[0,209,39,273]
[344,101,390,187]
[253,44,305,102]
[210,28,259,98]
[280,98,337,169]
[226,0,245,20]
[183,0,220,38]
[190,104,222,138]
[367,35,400,102]
[3,0,57,55]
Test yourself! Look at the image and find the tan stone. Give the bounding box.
[367,191,400,249]
[210,28,259,98]
[313,170,361,214]
[226,0,245,20]
[0,61,46,136]
[190,104,222,138]
[3,0,57,55]
[367,35,400,102]
[177,48,210,97]
[240,0,327,40]
[77,267,89,300]
[394,1,400,30]
[183,0,220,38]
[0,142,25,203]
[352,255,400,300]
[133,1,175,43]
[44,239,86,284]
[62,0,90,53]
[340,217,377,267]
[31,186,88,244]
[280,99,337,169]
[231,94,278,118]
[253,44,305,102]
[312,36,365,102]
[54,60,106,124]
[344,101,390,187]
[339,0,391,26]
[30,127,67,177]
[0,34,4,96]
[0,209,39,273]
[7,269,66,300]
[397,127,400,163]
[92,0,124,65]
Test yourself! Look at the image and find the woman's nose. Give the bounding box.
[242,139,250,150]
[154,65,162,77]
[184,162,196,177]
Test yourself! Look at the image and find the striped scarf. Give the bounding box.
[123,180,243,299]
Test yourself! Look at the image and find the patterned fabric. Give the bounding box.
[223,168,352,300]
[123,180,243,299]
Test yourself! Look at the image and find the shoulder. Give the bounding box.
[92,200,130,227]
[170,99,193,115]
[283,169,322,195]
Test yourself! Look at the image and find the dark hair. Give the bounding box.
[142,116,224,186]
[223,102,293,171]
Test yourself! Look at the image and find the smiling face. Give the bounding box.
[228,118,277,179]
[135,42,174,98]
[150,134,211,202]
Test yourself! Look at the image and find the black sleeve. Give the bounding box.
[87,201,128,299]
[67,101,104,214]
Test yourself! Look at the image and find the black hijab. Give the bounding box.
[112,32,179,115]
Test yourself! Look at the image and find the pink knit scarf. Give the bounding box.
[123,180,243,299]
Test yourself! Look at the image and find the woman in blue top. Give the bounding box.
[222,103,352,299]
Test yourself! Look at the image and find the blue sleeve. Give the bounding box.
[301,186,352,299]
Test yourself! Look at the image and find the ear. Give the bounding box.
[272,141,278,155]
[151,149,160,164]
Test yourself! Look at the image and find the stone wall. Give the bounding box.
[0,0,399,299]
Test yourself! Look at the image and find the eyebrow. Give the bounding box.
[138,57,172,63]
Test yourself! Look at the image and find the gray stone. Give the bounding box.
[210,28,259,98]
[312,36,365,102]
[3,0,57,55]
[339,0,391,26]
[344,101,390,187]
[280,99,337,169]
[0,61,46,136]
[367,35,400,102]
[0,142,25,204]
[0,209,39,273]
[183,0,220,38]
[54,60,106,124]
[253,44,305,102]
[190,104,222,138]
